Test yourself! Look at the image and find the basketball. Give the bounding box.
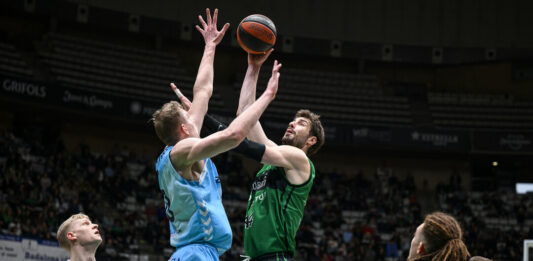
[237,14,277,54]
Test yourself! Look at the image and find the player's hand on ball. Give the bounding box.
[265,60,282,99]
[196,8,230,46]
[248,48,274,67]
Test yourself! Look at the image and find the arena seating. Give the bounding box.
[37,33,225,109]
[0,128,419,260]
[236,68,412,127]
[5,32,533,131]
[1,29,532,261]
[1,127,530,260]
[428,92,533,130]
[435,179,532,260]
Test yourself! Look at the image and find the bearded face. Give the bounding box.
[281,117,311,149]
[281,131,308,148]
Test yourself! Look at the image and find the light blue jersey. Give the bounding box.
[155,146,232,256]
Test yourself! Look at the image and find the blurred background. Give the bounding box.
[1,0,533,260]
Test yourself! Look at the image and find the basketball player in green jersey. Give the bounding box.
[173,51,324,260]
[236,51,325,260]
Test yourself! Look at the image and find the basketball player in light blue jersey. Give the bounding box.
[152,8,283,260]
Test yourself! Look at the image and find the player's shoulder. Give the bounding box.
[275,145,310,172]
[170,137,201,154]
[278,145,308,161]
[169,137,202,168]
[278,144,306,153]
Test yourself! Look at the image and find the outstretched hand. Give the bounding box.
[264,60,282,99]
[248,48,274,67]
[196,8,230,46]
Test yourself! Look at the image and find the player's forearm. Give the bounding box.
[192,43,217,97]
[237,65,260,116]
[246,122,277,147]
[227,92,273,142]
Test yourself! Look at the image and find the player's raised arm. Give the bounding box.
[188,8,230,132]
[237,50,273,115]
[171,61,281,167]
[237,58,281,147]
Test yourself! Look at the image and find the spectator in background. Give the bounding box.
[57,213,102,261]
[408,212,470,261]
[1,125,527,260]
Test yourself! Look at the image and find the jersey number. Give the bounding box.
[162,190,175,222]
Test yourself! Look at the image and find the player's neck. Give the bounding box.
[70,245,97,261]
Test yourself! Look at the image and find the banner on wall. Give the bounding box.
[473,131,533,152]
[0,75,163,120]
[4,75,533,154]
[351,127,470,152]
[0,234,69,261]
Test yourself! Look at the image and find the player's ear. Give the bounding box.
[306,136,317,147]
[417,241,425,255]
[180,123,189,136]
[67,231,77,241]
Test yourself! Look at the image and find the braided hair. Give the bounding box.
[409,212,470,261]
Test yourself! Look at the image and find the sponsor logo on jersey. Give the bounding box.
[254,191,265,202]
[251,172,269,191]
[244,212,254,229]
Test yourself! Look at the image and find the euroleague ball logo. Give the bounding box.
[246,23,273,42]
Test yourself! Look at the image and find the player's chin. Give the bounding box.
[281,135,292,145]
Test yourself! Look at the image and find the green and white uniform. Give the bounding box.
[243,159,315,258]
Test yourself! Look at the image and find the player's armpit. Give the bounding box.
[261,145,310,184]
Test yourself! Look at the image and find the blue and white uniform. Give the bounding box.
[156,146,232,260]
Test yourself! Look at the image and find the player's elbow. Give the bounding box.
[224,129,246,146]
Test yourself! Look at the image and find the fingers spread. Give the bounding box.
[206,8,212,25]
[221,23,230,34]
[213,8,218,26]
[195,25,204,34]
[198,15,207,29]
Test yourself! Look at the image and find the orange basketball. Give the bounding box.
[237,14,277,54]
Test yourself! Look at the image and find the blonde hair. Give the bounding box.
[57,213,90,250]
[152,101,185,145]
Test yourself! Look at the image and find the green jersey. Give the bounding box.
[243,159,315,258]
